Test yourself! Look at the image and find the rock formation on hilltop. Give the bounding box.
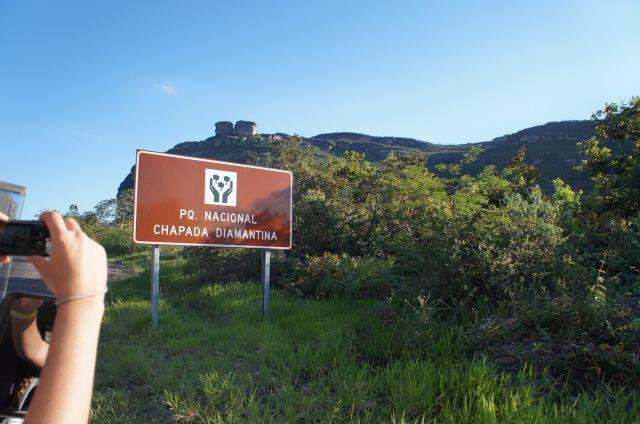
[233,121,257,137]
[215,121,234,136]
[214,120,257,137]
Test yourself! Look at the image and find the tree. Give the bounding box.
[93,198,117,223]
[115,189,134,228]
[66,204,79,217]
[577,97,640,218]
[435,146,484,178]
[503,145,540,196]
[271,136,317,204]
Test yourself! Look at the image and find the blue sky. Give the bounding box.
[1,0,639,217]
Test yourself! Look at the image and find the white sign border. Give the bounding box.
[132,150,293,250]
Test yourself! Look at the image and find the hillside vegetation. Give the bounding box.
[77,98,639,422]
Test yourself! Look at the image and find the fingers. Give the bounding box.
[0,212,7,222]
[64,217,82,233]
[40,211,67,238]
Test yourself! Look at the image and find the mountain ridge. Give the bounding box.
[118,120,595,196]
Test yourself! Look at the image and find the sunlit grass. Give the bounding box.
[91,258,640,423]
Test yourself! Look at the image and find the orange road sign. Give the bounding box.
[133,150,292,249]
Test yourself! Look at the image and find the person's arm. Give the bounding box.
[24,211,107,424]
[10,297,49,368]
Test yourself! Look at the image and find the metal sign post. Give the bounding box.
[132,150,293,325]
[151,245,160,329]
[261,250,270,316]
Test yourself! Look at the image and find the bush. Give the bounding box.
[94,225,143,257]
[467,296,640,389]
[284,253,399,299]
[181,247,262,283]
[394,188,569,307]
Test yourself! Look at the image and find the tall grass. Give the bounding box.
[92,258,640,423]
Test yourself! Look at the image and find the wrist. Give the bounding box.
[55,286,108,306]
[55,296,105,321]
[54,281,108,300]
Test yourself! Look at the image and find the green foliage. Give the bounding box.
[568,99,640,294]
[178,117,638,352]
[94,225,143,256]
[503,145,541,195]
[436,145,484,177]
[396,186,568,306]
[469,296,640,390]
[65,206,101,239]
[115,189,134,228]
[284,253,398,299]
[93,198,117,223]
[552,178,582,211]
[578,96,640,218]
[182,247,262,283]
[64,189,138,256]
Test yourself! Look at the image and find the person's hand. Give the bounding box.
[0,212,9,264]
[28,211,107,301]
[12,297,43,314]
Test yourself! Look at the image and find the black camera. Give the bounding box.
[0,221,50,257]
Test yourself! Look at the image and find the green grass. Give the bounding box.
[92,258,640,423]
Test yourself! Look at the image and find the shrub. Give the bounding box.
[284,253,399,299]
[94,225,143,257]
[395,187,569,307]
[467,296,640,389]
[181,247,262,283]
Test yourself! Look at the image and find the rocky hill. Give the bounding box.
[118,119,596,195]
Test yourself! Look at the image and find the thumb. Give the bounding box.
[28,256,51,282]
